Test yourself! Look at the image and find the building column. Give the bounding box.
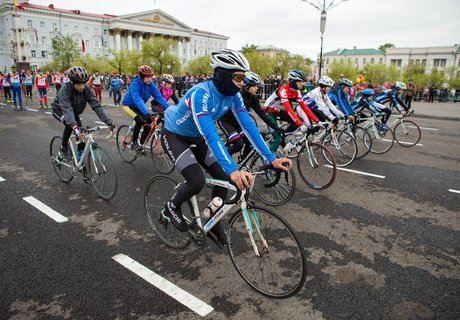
[127,30,133,50]
[177,38,183,62]
[114,29,121,51]
[185,39,191,63]
[138,33,143,49]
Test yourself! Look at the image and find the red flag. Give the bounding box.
[81,39,85,52]
[14,0,25,10]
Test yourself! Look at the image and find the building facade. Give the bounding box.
[322,47,385,74]
[0,0,228,71]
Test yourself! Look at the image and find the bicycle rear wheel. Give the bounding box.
[227,205,307,298]
[116,124,137,163]
[393,120,421,147]
[149,130,175,174]
[322,130,357,167]
[351,126,372,159]
[50,136,74,183]
[297,142,336,190]
[249,155,296,206]
[144,175,192,249]
[368,124,394,154]
[87,145,118,200]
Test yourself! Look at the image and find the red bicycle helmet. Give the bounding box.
[138,65,153,77]
[68,66,89,84]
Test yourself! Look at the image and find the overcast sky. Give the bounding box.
[33,0,460,59]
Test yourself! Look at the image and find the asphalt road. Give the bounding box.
[0,99,459,320]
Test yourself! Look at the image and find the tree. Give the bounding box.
[49,35,81,71]
[72,55,111,74]
[243,51,275,80]
[378,43,395,53]
[364,63,400,85]
[274,54,311,80]
[325,61,359,81]
[141,36,181,74]
[107,49,130,75]
[186,56,212,75]
[241,44,258,54]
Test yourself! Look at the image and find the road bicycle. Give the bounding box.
[50,126,118,200]
[144,164,307,299]
[116,107,174,174]
[386,109,421,147]
[357,115,395,154]
[272,125,337,190]
[340,119,372,159]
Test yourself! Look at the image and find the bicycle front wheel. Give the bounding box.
[393,120,421,147]
[87,145,118,200]
[150,130,175,174]
[227,205,307,298]
[249,155,296,206]
[50,136,74,183]
[297,142,336,190]
[322,130,357,167]
[144,175,193,249]
[116,124,137,163]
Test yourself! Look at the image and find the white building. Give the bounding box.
[322,47,385,74]
[0,0,229,71]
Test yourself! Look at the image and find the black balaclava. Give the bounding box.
[213,67,241,96]
[289,81,299,90]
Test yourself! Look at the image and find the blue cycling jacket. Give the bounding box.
[373,88,408,112]
[122,77,169,116]
[164,80,276,175]
[328,86,356,116]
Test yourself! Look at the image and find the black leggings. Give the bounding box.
[161,128,229,209]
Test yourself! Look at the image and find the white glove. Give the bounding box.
[299,125,308,133]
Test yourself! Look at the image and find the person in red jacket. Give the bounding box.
[35,70,49,109]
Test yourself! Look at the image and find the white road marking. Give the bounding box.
[45,111,53,115]
[22,196,69,223]
[413,126,438,131]
[448,189,460,194]
[112,254,214,317]
[0,176,5,182]
[27,108,38,112]
[396,140,423,147]
[325,165,386,178]
[95,121,105,124]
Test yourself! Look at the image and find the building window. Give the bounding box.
[355,58,358,64]
[103,29,107,35]
[84,26,89,33]
[94,28,99,35]
[363,58,367,64]
[371,58,375,64]
[31,50,36,57]
[85,40,89,49]
[433,59,446,67]
[74,26,79,32]
[94,39,100,47]
[28,34,35,43]
[64,24,68,31]
[41,51,47,58]
[422,59,426,66]
[326,58,329,64]
[415,59,420,65]
[390,59,402,67]
[40,21,45,28]
[27,20,32,27]
[379,58,383,63]
[52,23,57,31]
[41,36,46,44]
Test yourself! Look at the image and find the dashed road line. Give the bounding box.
[415,126,438,131]
[325,165,386,179]
[0,176,5,182]
[27,108,38,112]
[448,189,460,194]
[23,196,69,223]
[112,254,214,317]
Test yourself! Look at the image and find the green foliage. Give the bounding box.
[244,51,275,80]
[241,44,258,54]
[186,56,212,75]
[449,76,460,89]
[378,43,395,53]
[49,35,81,71]
[141,37,181,74]
[364,63,400,84]
[426,70,445,87]
[274,54,311,79]
[107,49,130,75]
[327,61,359,81]
[72,55,111,74]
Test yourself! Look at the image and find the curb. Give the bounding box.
[412,114,460,121]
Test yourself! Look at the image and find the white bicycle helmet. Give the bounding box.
[337,78,353,87]
[318,75,334,87]
[162,74,175,83]
[243,71,261,87]
[211,49,250,72]
[395,81,406,90]
[287,69,307,82]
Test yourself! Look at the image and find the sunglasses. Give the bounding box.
[232,73,245,82]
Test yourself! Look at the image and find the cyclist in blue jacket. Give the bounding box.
[161,49,291,243]
[373,81,409,116]
[328,78,357,123]
[122,65,169,152]
[352,88,391,133]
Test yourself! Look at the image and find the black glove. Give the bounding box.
[276,127,285,136]
[143,114,153,126]
[331,117,339,125]
[106,121,116,131]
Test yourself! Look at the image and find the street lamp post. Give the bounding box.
[301,0,348,78]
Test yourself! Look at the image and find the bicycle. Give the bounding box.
[386,109,421,147]
[116,107,174,174]
[357,115,395,154]
[272,125,337,190]
[341,119,372,159]
[144,164,307,299]
[50,126,118,200]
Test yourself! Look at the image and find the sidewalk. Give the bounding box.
[411,101,460,121]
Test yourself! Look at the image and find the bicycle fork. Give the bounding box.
[90,144,107,175]
[241,199,269,257]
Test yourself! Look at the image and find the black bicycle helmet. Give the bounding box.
[68,66,89,84]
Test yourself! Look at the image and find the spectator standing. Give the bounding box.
[110,72,123,105]
[404,79,415,108]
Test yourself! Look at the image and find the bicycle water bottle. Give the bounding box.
[202,197,223,219]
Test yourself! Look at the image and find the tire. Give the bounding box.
[87,145,118,200]
[50,136,74,183]
[368,124,394,154]
[144,175,193,249]
[149,130,175,174]
[248,155,296,206]
[393,120,421,147]
[116,124,137,163]
[297,142,336,190]
[351,126,372,159]
[321,130,357,167]
[227,205,307,298]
